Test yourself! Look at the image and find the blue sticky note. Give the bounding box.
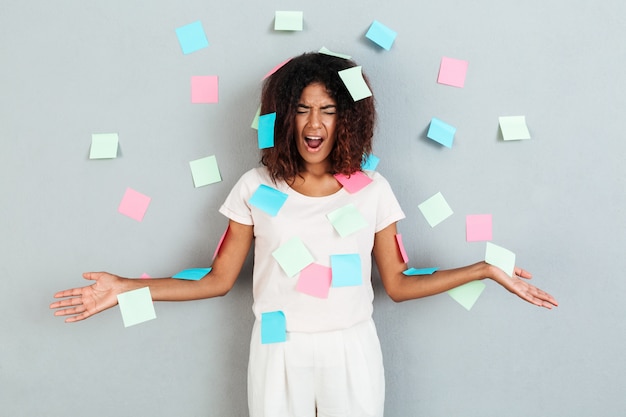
[249,184,288,216]
[258,112,276,149]
[331,254,362,287]
[361,153,380,171]
[427,117,456,148]
[176,21,209,54]
[365,20,397,50]
[403,267,439,276]
[261,311,286,344]
[172,267,212,280]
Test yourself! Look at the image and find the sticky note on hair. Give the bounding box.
[118,187,151,222]
[175,21,209,55]
[261,311,286,344]
[447,280,486,310]
[172,267,212,280]
[418,192,453,227]
[117,287,156,327]
[274,11,303,31]
[331,254,362,287]
[499,116,531,140]
[427,117,456,148]
[485,242,516,277]
[365,20,397,50]
[258,112,276,149]
[338,66,372,101]
[327,204,368,237]
[249,184,288,216]
[272,237,315,277]
[318,46,351,60]
[189,155,221,187]
[437,56,469,88]
[89,133,119,159]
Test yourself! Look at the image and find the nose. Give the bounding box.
[308,109,322,128]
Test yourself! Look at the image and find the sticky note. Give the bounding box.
[251,106,261,130]
[427,117,456,148]
[117,287,156,327]
[437,56,469,88]
[272,237,315,277]
[258,112,277,149]
[172,267,212,280]
[499,116,531,140]
[262,58,291,80]
[331,254,362,287]
[191,75,218,103]
[334,171,372,193]
[448,280,486,310]
[140,273,151,279]
[403,267,439,276]
[89,133,119,159]
[175,21,209,54]
[189,155,221,187]
[318,46,351,59]
[395,234,409,263]
[361,153,380,171]
[118,187,151,222]
[296,263,332,298]
[327,204,368,237]
[261,311,286,344]
[338,66,372,102]
[212,226,228,261]
[485,242,516,277]
[466,214,492,242]
[365,20,397,50]
[249,184,288,216]
[418,192,453,227]
[274,11,303,31]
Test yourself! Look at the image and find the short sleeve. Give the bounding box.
[218,169,260,226]
[370,171,405,232]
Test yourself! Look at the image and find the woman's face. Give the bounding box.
[294,82,338,171]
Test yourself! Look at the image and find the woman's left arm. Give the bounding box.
[372,222,558,309]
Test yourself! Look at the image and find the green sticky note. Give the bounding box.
[272,237,314,277]
[327,203,368,237]
[485,242,516,277]
[251,106,261,130]
[116,287,156,327]
[499,116,531,140]
[447,280,486,310]
[338,66,372,102]
[189,155,221,187]
[89,133,119,159]
[318,46,351,60]
[418,192,453,227]
[274,11,303,31]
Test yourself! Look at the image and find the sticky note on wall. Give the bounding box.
[274,11,303,31]
[499,116,531,140]
[365,20,397,50]
[427,118,456,148]
[418,192,453,227]
[89,133,119,159]
[118,187,151,222]
[437,56,469,88]
[191,76,218,103]
[175,21,209,54]
[189,155,221,187]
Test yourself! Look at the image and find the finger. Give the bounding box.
[50,297,83,309]
[514,267,532,279]
[64,311,92,323]
[54,305,86,317]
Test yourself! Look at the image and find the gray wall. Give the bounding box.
[2,1,624,416]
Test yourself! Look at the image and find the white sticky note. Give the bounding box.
[485,242,516,277]
[116,287,156,327]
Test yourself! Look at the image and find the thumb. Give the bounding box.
[82,271,102,281]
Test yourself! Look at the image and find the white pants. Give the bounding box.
[247,319,385,417]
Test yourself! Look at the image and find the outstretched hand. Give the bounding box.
[50,272,125,322]
[497,266,558,309]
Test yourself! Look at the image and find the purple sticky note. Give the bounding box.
[466,214,493,242]
[296,263,332,298]
[437,56,469,88]
[191,76,218,103]
[118,187,151,222]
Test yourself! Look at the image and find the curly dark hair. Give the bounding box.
[259,52,376,182]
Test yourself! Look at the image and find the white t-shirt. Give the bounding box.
[219,167,405,333]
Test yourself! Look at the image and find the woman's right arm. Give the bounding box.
[50,220,254,323]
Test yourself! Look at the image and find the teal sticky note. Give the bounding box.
[261,311,287,344]
[427,117,456,148]
[175,21,209,54]
[189,155,221,187]
[172,267,212,280]
[448,280,486,311]
[89,133,119,159]
[249,184,288,216]
[331,254,362,287]
[361,153,380,171]
[327,204,368,237]
[365,20,397,50]
[272,237,314,277]
[258,112,276,149]
[403,267,439,276]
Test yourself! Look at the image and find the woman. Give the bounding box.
[50,52,558,417]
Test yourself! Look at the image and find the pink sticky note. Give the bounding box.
[437,56,469,88]
[296,263,332,299]
[262,58,292,80]
[118,187,151,222]
[212,226,229,261]
[191,75,218,103]
[140,273,151,279]
[395,234,409,263]
[334,171,373,193]
[466,214,492,242]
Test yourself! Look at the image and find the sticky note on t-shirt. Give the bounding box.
[361,153,380,171]
[258,112,276,149]
[334,171,372,193]
[272,237,314,277]
[118,187,151,222]
[448,280,486,310]
[117,287,156,327]
[261,311,286,344]
[89,133,119,159]
[418,192,453,227]
[330,254,362,287]
[327,204,368,237]
[296,263,332,298]
[249,184,288,216]
[338,66,372,102]
[485,242,515,277]
[172,267,212,280]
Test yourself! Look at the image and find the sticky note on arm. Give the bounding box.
[117,287,156,327]
[485,242,515,277]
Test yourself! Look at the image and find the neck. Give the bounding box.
[289,165,341,197]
